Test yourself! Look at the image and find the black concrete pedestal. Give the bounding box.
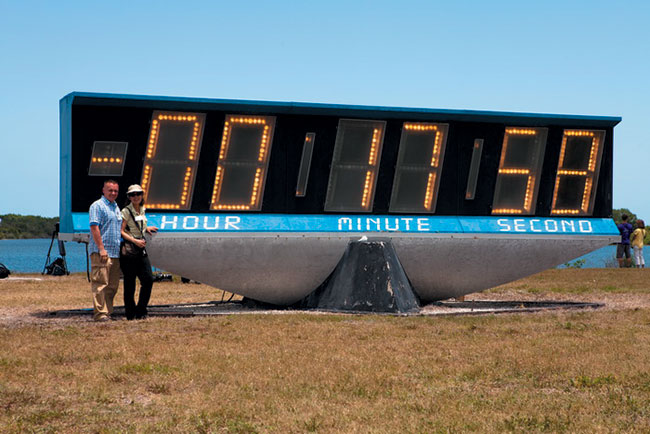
[295,240,421,313]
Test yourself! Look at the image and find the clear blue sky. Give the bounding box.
[1,0,648,219]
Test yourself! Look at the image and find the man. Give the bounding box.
[89,179,122,321]
[616,214,634,268]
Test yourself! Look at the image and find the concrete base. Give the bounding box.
[295,240,421,313]
[145,232,617,305]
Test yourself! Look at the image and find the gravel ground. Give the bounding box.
[1,290,648,328]
[2,270,650,327]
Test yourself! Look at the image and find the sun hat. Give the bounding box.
[126,184,144,195]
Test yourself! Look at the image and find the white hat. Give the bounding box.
[126,184,144,195]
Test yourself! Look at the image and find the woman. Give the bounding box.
[631,219,646,269]
[120,184,158,319]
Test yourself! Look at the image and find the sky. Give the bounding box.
[1,0,648,219]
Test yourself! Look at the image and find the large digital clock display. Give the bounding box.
[59,93,620,306]
[61,93,617,218]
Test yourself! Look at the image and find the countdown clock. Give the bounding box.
[59,92,620,304]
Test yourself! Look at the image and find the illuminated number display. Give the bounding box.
[492,127,548,215]
[210,115,276,211]
[389,122,449,213]
[88,141,127,176]
[64,93,619,220]
[551,130,605,216]
[325,119,386,212]
[141,111,205,210]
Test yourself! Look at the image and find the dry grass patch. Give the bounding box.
[1,270,649,432]
[491,268,650,294]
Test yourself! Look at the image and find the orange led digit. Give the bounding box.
[491,127,548,215]
[361,171,374,208]
[423,172,437,211]
[140,111,206,210]
[550,130,605,216]
[389,122,449,213]
[210,115,276,211]
[368,129,381,165]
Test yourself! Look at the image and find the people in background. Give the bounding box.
[630,219,646,268]
[120,184,158,320]
[89,179,122,321]
[616,214,634,268]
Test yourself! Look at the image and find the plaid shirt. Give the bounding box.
[89,196,122,258]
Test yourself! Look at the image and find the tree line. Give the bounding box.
[0,214,59,239]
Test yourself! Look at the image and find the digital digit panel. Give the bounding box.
[325,119,386,212]
[140,111,206,209]
[389,122,449,213]
[465,139,484,200]
[492,127,548,215]
[210,115,276,211]
[88,141,127,176]
[295,133,316,197]
[550,130,605,216]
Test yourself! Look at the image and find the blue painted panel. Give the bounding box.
[458,216,617,235]
[64,92,622,125]
[69,213,618,236]
[59,95,74,234]
[72,213,90,232]
[149,214,463,233]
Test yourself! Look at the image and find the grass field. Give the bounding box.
[1,269,649,433]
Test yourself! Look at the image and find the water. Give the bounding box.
[0,238,90,273]
[558,244,648,268]
[0,239,647,273]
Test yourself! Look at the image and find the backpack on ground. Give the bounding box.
[45,257,68,276]
[0,263,11,279]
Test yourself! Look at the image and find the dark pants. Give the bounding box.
[120,254,154,319]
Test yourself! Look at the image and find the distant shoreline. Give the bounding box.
[0,214,59,239]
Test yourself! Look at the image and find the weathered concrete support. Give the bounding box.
[295,239,421,313]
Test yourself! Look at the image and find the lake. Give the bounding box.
[0,238,647,273]
[0,238,91,273]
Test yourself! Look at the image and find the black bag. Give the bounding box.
[45,257,67,275]
[120,240,144,257]
[51,264,66,276]
[0,262,10,279]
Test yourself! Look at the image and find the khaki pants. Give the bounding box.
[90,253,121,320]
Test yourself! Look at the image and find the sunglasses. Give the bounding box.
[128,192,143,197]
